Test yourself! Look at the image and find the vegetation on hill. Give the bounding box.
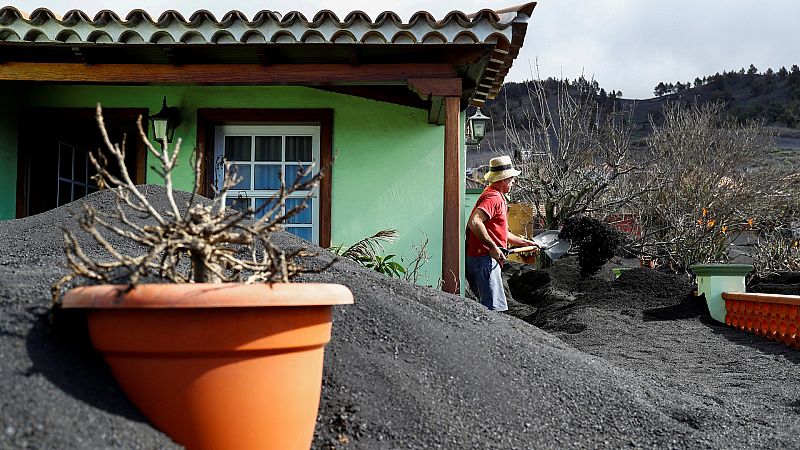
[484,64,800,130]
[653,64,800,127]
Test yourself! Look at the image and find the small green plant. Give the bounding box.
[331,229,432,280]
[361,254,406,278]
[559,215,621,277]
[331,229,406,279]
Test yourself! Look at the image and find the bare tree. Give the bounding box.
[497,75,657,231]
[52,104,327,303]
[629,101,799,271]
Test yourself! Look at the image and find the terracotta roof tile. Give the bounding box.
[0,3,537,104]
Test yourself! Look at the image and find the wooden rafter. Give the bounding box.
[0,62,459,84]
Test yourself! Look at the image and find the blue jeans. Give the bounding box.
[466,255,507,311]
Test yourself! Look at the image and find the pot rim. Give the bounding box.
[62,282,354,309]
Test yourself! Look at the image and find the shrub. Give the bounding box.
[51,105,326,303]
[750,231,800,278]
[559,216,621,277]
[332,229,408,279]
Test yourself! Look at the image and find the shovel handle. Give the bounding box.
[505,245,540,254]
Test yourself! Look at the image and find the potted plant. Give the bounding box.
[51,105,352,450]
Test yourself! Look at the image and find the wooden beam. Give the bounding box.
[0,62,458,84]
[312,85,428,110]
[408,78,461,125]
[441,96,461,294]
[407,78,462,99]
[428,96,444,124]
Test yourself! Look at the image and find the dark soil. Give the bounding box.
[1,186,798,449]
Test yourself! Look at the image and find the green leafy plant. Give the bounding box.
[332,229,407,279]
[360,254,407,278]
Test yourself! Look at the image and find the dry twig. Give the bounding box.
[51,104,330,304]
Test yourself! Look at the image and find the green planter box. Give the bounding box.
[689,264,754,323]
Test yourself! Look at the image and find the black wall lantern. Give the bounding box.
[466,108,490,145]
[149,97,181,145]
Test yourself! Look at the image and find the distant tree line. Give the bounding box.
[504,76,623,104]
[485,76,625,134]
[654,64,800,127]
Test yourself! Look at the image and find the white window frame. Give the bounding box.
[214,125,321,244]
[56,141,95,206]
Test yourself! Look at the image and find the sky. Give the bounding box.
[8,0,800,99]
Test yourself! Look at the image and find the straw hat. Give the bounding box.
[483,155,521,183]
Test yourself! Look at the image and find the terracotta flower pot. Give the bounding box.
[62,283,353,450]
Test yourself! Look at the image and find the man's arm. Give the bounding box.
[467,208,505,262]
[507,231,537,248]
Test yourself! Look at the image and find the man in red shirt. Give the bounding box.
[466,155,536,311]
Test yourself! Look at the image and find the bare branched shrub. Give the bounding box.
[498,75,657,231]
[401,235,431,284]
[51,104,327,303]
[629,102,799,271]
[751,231,800,277]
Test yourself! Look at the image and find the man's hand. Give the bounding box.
[488,245,506,263]
[508,233,538,249]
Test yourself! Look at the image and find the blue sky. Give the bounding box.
[9,0,800,99]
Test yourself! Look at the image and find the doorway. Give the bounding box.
[18,108,147,217]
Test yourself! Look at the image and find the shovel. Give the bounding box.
[501,230,571,261]
[531,230,571,261]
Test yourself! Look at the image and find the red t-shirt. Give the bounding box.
[466,186,508,257]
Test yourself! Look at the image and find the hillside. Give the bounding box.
[472,67,800,169]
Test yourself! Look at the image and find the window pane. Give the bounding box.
[74,148,87,183]
[285,164,313,187]
[73,184,86,200]
[287,226,312,242]
[255,136,282,161]
[254,165,281,190]
[286,198,312,224]
[58,181,72,206]
[58,143,72,178]
[225,196,250,214]
[224,136,251,161]
[232,164,251,190]
[88,162,99,186]
[253,197,279,220]
[285,136,312,162]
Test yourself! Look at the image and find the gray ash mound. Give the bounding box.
[504,261,704,332]
[1,186,798,449]
[748,272,800,296]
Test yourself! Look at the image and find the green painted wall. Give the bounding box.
[18,85,461,286]
[0,83,19,219]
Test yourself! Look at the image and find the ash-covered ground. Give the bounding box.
[0,187,797,449]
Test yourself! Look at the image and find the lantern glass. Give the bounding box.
[152,118,168,141]
[467,108,490,142]
[472,120,487,140]
[149,97,180,145]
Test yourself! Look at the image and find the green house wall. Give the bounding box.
[0,83,19,219]
[2,84,466,287]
